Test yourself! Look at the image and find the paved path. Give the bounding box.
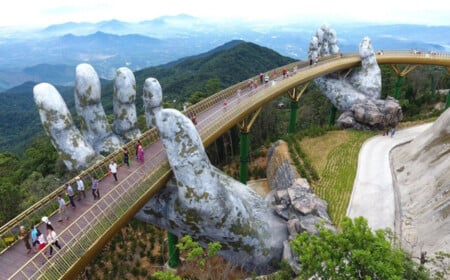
[346,123,433,231]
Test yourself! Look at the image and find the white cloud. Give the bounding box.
[1,0,449,28]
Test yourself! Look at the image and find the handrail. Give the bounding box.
[2,50,450,278]
[0,127,161,252]
[3,50,450,248]
[0,60,306,252]
[9,149,171,279]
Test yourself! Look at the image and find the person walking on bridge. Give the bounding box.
[46,224,61,258]
[75,176,86,200]
[30,225,39,253]
[109,160,118,181]
[18,225,32,254]
[57,194,68,222]
[65,183,76,208]
[123,147,130,168]
[91,176,100,200]
[137,144,145,164]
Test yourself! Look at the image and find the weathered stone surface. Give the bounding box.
[309,25,402,130]
[264,140,335,269]
[391,108,450,261]
[287,218,301,235]
[291,178,311,192]
[33,83,99,170]
[289,187,316,215]
[308,24,339,60]
[75,63,123,154]
[135,78,288,273]
[337,97,403,130]
[275,189,290,204]
[34,64,143,170]
[113,67,141,142]
[266,140,299,190]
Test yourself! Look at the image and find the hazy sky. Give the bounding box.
[1,0,449,28]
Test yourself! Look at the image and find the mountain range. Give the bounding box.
[0,40,295,154]
[0,15,449,91]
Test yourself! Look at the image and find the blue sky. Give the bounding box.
[1,0,449,28]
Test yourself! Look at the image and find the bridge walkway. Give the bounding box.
[1,51,449,279]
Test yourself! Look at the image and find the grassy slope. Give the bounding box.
[300,130,376,228]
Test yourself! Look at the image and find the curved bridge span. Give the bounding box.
[1,51,450,279]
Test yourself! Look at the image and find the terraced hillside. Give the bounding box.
[290,130,375,227]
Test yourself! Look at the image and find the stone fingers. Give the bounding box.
[142,77,163,128]
[33,83,99,170]
[113,67,141,141]
[75,63,122,154]
[349,37,382,100]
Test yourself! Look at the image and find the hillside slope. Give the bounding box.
[0,41,296,153]
[392,109,450,259]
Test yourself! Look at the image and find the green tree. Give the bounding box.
[187,91,209,105]
[21,135,59,178]
[205,77,222,94]
[290,217,430,280]
[152,270,181,280]
[0,182,24,224]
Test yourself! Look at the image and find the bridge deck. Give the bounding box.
[1,51,450,279]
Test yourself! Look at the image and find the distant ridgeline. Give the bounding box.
[0,41,295,154]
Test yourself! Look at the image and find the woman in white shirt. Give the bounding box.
[46,224,61,257]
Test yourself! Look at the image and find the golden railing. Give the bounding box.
[2,50,450,279]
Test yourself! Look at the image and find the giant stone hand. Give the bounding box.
[34,64,141,170]
[35,64,334,274]
[135,78,334,274]
[309,24,402,129]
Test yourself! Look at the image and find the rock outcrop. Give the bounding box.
[391,108,450,260]
[309,25,403,130]
[265,140,335,271]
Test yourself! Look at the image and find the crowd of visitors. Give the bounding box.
[16,141,146,261]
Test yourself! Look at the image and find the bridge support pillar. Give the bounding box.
[288,100,299,134]
[287,82,309,134]
[328,105,337,126]
[237,108,262,184]
[239,131,249,184]
[446,90,450,109]
[394,76,404,99]
[168,232,180,268]
[391,65,417,99]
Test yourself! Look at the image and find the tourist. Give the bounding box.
[57,194,68,222]
[18,225,32,254]
[75,176,86,200]
[30,225,39,253]
[46,224,61,258]
[65,183,76,208]
[91,176,100,200]
[137,144,145,164]
[37,231,47,252]
[123,147,130,168]
[135,140,142,159]
[191,113,198,125]
[109,160,118,181]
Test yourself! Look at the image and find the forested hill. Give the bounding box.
[130,40,297,105]
[0,40,297,154]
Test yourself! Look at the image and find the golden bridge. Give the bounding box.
[1,51,449,279]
